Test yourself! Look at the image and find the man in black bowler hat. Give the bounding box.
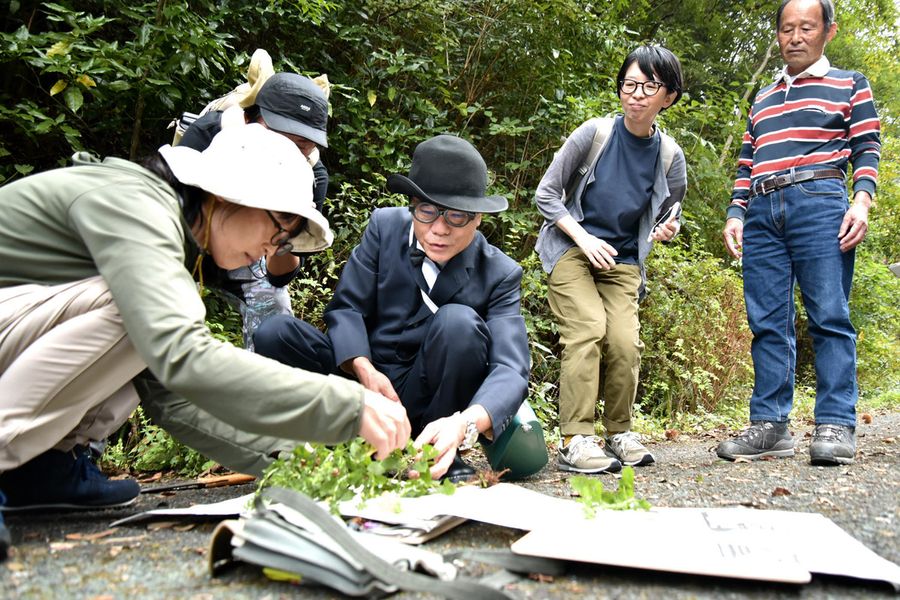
[255,134,537,481]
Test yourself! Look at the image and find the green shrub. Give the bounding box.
[639,242,753,418]
[102,406,214,476]
[850,253,900,401]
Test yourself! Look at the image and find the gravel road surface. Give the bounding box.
[3,412,898,599]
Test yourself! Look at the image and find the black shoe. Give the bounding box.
[0,446,140,511]
[809,424,856,465]
[442,455,476,483]
[716,421,794,461]
[0,490,10,561]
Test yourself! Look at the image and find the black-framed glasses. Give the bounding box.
[409,202,476,228]
[265,210,296,256]
[619,79,666,97]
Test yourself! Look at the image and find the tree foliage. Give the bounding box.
[2,0,898,440]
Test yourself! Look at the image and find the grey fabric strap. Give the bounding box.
[261,487,515,600]
[444,548,566,576]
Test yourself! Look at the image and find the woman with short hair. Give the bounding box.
[535,46,688,473]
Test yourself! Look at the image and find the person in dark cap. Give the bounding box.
[254,134,546,481]
[178,71,331,347]
[138,73,336,474]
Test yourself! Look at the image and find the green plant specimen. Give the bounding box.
[570,467,651,517]
[258,439,455,513]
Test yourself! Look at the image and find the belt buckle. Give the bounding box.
[755,175,777,196]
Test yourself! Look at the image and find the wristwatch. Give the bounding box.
[458,415,479,451]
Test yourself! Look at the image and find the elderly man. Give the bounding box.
[255,134,546,481]
[718,0,880,465]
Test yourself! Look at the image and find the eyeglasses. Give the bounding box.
[619,79,666,97]
[265,210,298,256]
[409,202,477,228]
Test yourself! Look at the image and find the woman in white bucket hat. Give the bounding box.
[0,124,409,548]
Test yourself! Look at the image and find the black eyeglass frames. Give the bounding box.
[618,79,666,97]
[409,202,477,228]
[265,210,297,256]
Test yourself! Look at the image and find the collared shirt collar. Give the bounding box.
[777,55,830,83]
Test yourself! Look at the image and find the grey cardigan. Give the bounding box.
[534,116,687,295]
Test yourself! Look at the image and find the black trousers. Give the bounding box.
[254,304,490,435]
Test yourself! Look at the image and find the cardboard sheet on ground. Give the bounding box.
[111,484,900,589]
[511,505,900,589]
[342,484,900,588]
[110,494,254,527]
[111,492,463,544]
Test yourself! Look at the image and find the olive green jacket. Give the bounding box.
[0,154,364,445]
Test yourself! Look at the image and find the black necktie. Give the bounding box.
[409,246,426,268]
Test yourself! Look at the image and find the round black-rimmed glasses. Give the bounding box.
[265,210,297,256]
[409,202,476,228]
[619,79,665,97]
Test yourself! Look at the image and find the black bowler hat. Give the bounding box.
[386,134,508,213]
[255,73,329,148]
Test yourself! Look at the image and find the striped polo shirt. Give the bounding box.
[727,56,881,220]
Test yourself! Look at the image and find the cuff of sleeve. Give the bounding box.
[267,264,301,288]
[725,205,746,222]
[852,180,876,199]
[540,208,569,226]
[344,378,367,441]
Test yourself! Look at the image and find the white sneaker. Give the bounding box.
[558,435,622,474]
[605,432,655,466]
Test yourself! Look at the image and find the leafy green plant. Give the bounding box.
[640,242,754,418]
[570,467,651,517]
[259,439,455,514]
[102,406,214,476]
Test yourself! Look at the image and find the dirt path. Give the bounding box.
[3,412,898,599]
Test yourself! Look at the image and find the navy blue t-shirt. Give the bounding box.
[581,117,659,265]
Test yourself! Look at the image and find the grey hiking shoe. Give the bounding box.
[605,432,655,466]
[809,424,856,466]
[716,421,794,461]
[558,435,622,474]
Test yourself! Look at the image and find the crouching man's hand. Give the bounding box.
[358,389,411,459]
[415,405,491,479]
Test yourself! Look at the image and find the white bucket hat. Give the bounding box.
[158,123,332,253]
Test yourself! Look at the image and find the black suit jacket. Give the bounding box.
[324,207,530,439]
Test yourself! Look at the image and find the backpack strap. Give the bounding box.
[563,117,678,202]
[658,129,677,174]
[563,117,614,201]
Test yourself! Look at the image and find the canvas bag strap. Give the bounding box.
[562,117,614,202]
[444,548,566,577]
[261,487,514,600]
[658,128,677,174]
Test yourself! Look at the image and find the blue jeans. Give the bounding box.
[742,176,857,427]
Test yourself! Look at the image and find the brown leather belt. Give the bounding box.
[750,167,845,197]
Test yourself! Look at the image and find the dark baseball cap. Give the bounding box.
[255,73,329,148]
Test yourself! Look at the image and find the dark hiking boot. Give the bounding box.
[442,455,476,483]
[716,421,794,461]
[0,490,10,561]
[0,446,139,511]
[809,424,856,466]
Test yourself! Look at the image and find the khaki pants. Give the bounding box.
[0,276,144,471]
[548,248,643,437]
